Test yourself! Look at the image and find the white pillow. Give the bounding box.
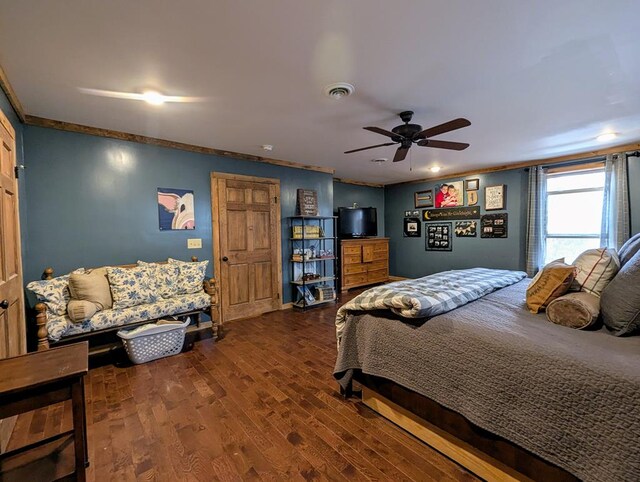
[107,265,158,309]
[570,248,620,297]
[168,258,209,294]
[27,268,85,315]
[137,261,180,299]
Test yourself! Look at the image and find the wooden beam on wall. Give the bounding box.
[334,177,384,188]
[0,64,26,123]
[386,141,640,187]
[23,115,335,175]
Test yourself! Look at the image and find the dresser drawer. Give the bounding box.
[344,273,368,287]
[366,260,387,271]
[367,268,388,282]
[343,245,362,255]
[343,254,362,265]
[343,264,367,275]
[373,242,388,252]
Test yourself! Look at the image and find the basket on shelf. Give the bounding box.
[117,317,190,364]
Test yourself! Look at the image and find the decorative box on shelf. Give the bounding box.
[292,225,323,239]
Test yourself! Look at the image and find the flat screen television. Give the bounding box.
[338,207,377,238]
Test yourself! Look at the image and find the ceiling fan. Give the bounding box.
[345,111,471,162]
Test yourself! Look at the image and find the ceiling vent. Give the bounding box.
[324,82,355,99]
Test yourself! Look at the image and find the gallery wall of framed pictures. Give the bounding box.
[406,176,509,252]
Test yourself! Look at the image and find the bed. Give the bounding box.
[334,273,640,482]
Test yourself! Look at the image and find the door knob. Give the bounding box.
[0,300,8,310]
[222,256,229,262]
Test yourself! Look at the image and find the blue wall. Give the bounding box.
[22,126,333,303]
[629,155,640,235]
[333,180,385,235]
[384,169,528,278]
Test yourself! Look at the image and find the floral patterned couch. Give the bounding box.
[27,257,219,350]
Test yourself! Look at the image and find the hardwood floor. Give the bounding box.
[6,295,478,481]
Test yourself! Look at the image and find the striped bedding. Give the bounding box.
[335,267,526,345]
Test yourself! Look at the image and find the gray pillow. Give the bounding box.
[618,232,640,268]
[601,249,640,336]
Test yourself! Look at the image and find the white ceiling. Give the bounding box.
[1,0,640,183]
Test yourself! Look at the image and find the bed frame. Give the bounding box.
[32,256,221,355]
[353,373,578,482]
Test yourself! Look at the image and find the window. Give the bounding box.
[544,166,605,264]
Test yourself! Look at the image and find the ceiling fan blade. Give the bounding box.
[417,139,470,151]
[416,118,471,139]
[344,142,397,154]
[393,145,410,162]
[364,126,402,139]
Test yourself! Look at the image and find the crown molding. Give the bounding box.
[24,115,335,175]
[385,141,640,187]
[0,64,25,122]
[334,177,384,188]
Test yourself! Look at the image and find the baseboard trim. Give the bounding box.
[388,275,411,281]
[280,302,294,310]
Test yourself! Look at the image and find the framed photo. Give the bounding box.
[414,190,434,208]
[465,178,480,191]
[455,221,477,237]
[425,222,452,251]
[434,181,464,208]
[485,185,506,211]
[403,217,421,237]
[158,188,195,230]
[404,210,412,217]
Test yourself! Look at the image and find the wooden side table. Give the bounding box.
[0,342,88,481]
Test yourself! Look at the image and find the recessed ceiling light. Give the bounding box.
[596,132,617,142]
[261,144,274,152]
[78,87,204,104]
[430,166,441,173]
[371,158,387,164]
[323,82,355,99]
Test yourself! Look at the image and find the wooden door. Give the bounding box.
[212,174,282,322]
[0,107,25,452]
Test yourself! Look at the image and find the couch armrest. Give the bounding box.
[35,303,50,351]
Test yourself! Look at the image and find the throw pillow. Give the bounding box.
[27,268,85,316]
[137,261,180,299]
[526,259,576,313]
[546,292,600,330]
[67,299,99,323]
[68,267,112,310]
[617,232,640,268]
[570,248,620,297]
[107,265,158,309]
[168,258,208,294]
[600,249,640,336]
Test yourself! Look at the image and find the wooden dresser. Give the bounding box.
[340,238,389,292]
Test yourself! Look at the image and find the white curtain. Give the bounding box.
[601,153,630,249]
[526,166,547,276]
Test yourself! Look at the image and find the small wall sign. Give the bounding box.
[403,217,421,237]
[467,190,478,206]
[485,185,506,211]
[455,221,477,237]
[414,190,434,208]
[423,206,480,221]
[296,189,318,216]
[481,213,508,238]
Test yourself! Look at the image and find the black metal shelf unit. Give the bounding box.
[289,215,338,310]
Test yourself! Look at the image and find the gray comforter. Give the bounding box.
[334,280,640,482]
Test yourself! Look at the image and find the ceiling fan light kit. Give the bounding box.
[345,110,471,162]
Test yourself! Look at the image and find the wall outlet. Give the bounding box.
[187,238,202,249]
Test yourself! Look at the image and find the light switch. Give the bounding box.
[187,238,202,249]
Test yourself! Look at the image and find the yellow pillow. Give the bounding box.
[526,259,576,313]
[67,299,99,323]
